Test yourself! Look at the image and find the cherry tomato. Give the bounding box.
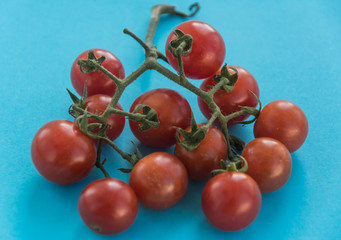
[83,94,125,145]
[129,88,192,148]
[254,100,308,152]
[78,178,138,235]
[71,48,125,97]
[165,20,225,79]
[129,152,188,209]
[198,66,260,126]
[201,171,262,231]
[31,120,96,185]
[174,124,227,180]
[242,137,292,193]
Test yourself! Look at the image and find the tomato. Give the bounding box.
[129,88,192,148]
[129,152,188,209]
[242,137,292,193]
[201,171,262,231]
[83,94,125,145]
[78,178,138,235]
[31,120,96,185]
[174,124,227,180]
[165,20,225,79]
[198,66,260,126]
[71,48,125,97]
[253,100,308,153]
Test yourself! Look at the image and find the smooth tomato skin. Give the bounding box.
[201,171,262,231]
[253,100,308,153]
[129,152,188,209]
[71,48,125,97]
[198,66,260,126]
[84,94,125,145]
[31,120,96,185]
[129,88,192,148]
[165,20,226,79]
[174,124,227,180]
[242,137,292,193]
[78,178,138,235]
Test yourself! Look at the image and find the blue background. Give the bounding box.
[1,0,340,239]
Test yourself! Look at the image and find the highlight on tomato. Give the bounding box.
[174,124,227,180]
[201,171,262,231]
[242,137,292,193]
[129,88,192,148]
[71,48,125,97]
[78,178,138,235]
[129,152,188,209]
[198,65,260,126]
[253,100,308,152]
[31,120,96,185]
[165,20,226,79]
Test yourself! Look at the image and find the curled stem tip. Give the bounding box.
[175,3,200,17]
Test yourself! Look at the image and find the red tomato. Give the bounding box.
[198,66,260,126]
[129,88,192,148]
[242,137,292,193]
[165,20,225,79]
[78,178,138,235]
[83,94,125,145]
[174,124,227,180]
[31,120,96,184]
[129,152,188,209]
[254,100,308,152]
[71,48,125,97]
[201,171,262,231]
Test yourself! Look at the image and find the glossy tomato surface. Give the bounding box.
[129,152,188,209]
[254,100,308,152]
[198,66,260,126]
[129,88,192,148]
[201,171,262,231]
[165,20,225,79]
[174,124,227,180]
[71,48,125,97]
[31,120,96,184]
[78,178,138,235]
[242,137,292,193]
[84,94,125,145]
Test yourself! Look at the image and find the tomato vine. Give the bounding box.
[68,3,261,178]
[31,2,309,235]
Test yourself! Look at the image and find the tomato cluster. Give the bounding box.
[30,5,308,236]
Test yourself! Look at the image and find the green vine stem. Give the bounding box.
[95,139,110,178]
[70,3,261,176]
[145,3,200,47]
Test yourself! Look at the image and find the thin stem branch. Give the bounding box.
[151,61,208,99]
[102,138,135,164]
[101,63,149,121]
[124,28,150,52]
[145,3,200,47]
[95,139,111,178]
[106,107,146,121]
[208,77,229,97]
[89,60,122,87]
[219,118,234,161]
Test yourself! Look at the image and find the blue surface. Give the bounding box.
[1,0,341,239]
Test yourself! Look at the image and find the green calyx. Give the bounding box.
[175,113,208,151]
[167,30,193,58]
[131,104,160,131]
[211,156,248,176]
[78,50,105,74]
[213,64,239,92]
